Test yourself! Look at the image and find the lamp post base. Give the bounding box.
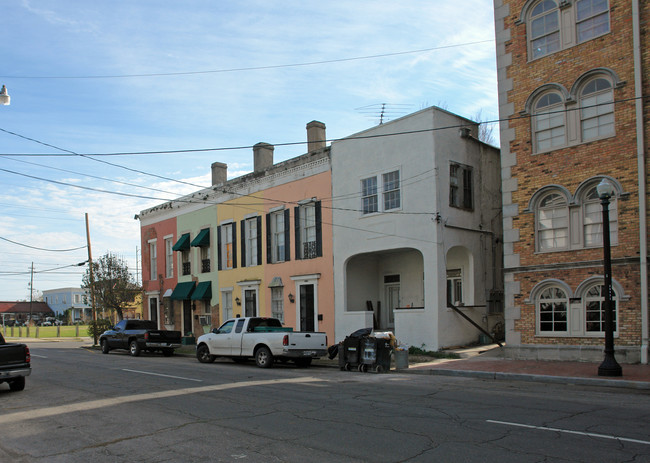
[598,354,622,377]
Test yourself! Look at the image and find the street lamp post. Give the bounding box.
[597,178,622,377]
[0,85,10,105]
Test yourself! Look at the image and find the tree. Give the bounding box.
[473,109,499,146]
[82,253,141,321]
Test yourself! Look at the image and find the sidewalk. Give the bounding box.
[400,345,650,390]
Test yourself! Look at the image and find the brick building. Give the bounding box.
[494,0,649,362]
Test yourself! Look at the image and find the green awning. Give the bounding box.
[170,281,195,300]
[191,228,210,247]
[191,281,212,300]
[172,233,191,251]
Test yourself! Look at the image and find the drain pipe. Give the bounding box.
[632,0,648,364]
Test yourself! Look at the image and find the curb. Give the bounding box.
[404,367,650,390]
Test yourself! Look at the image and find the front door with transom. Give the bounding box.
[244,289,257,317]
[299,284,315,332]
[383,281,400,330]
[183,300,193,336]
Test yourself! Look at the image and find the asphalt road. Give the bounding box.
[2,341,650,463]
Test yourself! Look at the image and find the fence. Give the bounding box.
[1,325,84,338]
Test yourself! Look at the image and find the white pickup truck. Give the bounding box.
[195,317,327,368]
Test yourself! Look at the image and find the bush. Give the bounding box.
[87,319,113,341]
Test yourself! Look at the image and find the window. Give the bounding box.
[538,286,568,332]
[295,201,322,260]
[585,284,617,333]
[383,171,401,210]
[534,93,565,152]
[218,223,236,270]
[580,78,614,141]
[164,298,174,325]
[576,0,610,43]
[165,237,174,278]
[361,170,401,214]
[222,290,233,320]
[267,209,290,263]
[524,0,609,60]
[583,185,618,247]
[271,287,284,322]
[537,192,568,251]
[199,301,211,327]
[74,294,81,304]
[446,269,463,306]
[530,0,560,59]
[181,249,191,275]
[149,239,157,281]
[449,163,473,210]
[533,180,618,252]
[361,177,378,214]
[241,216,262,267]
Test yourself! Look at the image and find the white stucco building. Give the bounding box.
[331,107,503,349]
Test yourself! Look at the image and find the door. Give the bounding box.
[149,297,158,326]
[183,300,193,336]
[244,290,257,317]
[209,319,236,356]
[384,284,400,330]
[299,284,315,332]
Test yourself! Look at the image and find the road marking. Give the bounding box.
[31,354,48,359]
[0,376,322,425]
[487,420,650,446]
[122,368,203,382]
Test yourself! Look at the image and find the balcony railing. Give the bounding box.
[303,241,317,259]
[182,262,191,276]
[202,259,211,273]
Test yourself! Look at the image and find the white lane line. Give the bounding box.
[487,420,650,446]
[122,368,203,382]
[31,354,48,359]
[0,376,322,425]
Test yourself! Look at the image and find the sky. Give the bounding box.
[0,0,498,301]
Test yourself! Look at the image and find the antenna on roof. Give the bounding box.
[355,103,413,125]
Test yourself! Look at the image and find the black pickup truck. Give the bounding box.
[0,332,31,392]
[99,320,182,357]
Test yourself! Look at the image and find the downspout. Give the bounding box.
[632,0,648,364]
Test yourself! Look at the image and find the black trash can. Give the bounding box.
[339,336,362,371]
[374,338,392,373]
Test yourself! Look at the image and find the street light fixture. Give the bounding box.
[0,85,10,105]
[596,178,622,377]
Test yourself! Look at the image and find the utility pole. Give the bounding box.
[29,262,34,325]
[85,213,99,344]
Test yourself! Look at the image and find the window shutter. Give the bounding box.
[266,213,272,264]
[240,219,246,268]
[232,222,237,269]
[256,215,262,266]
[463,168,473,209]
[294,206,301,260]
[217,226,222,270]
[315,201,322,257]
[284,208,291,262]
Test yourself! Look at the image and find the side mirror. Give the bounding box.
[212,328,219,334]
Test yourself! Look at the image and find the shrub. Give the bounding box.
[87,319,113,343]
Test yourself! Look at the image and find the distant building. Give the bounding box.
[43,288,91,321]
[0,301,54,325]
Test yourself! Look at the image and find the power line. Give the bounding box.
[0,236,87,252]
[0,41,494,80]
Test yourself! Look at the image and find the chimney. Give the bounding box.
[211,162,228,186]
[253,142,274,172]
[306,120,326,152]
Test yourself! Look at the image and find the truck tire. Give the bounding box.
[255,346,274,368]
[100,339,110,354]
[129,339,141,357]
[9,377,25,392]
[196,344,216,363]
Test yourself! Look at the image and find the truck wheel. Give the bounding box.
[196,344,215,363]
[100,339,110,354]
[255,346,274,368]
[9,377,25,392]
[129,340,141,357]
[295,358,312,368]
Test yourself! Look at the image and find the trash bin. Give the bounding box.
[374,338,392,373]
[339,336,361,371]
[359,336,377,372]
[394,349,409,370]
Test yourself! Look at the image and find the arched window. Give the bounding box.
[582,183,617,247]
[538,286,568,333]
[533,93,565,152]
[576,0,610,43]
[580,77,614,141]
[584,284,617,333]
[537,192,569,251]
[529,0,560,59]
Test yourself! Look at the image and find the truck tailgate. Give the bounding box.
[0,344,28,366]
[286,332,327,350]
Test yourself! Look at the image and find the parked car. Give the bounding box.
[196,317,327,368]
[0,332,31,391]
[99,319,182,357]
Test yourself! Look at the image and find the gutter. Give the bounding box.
[632,0,648,364]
